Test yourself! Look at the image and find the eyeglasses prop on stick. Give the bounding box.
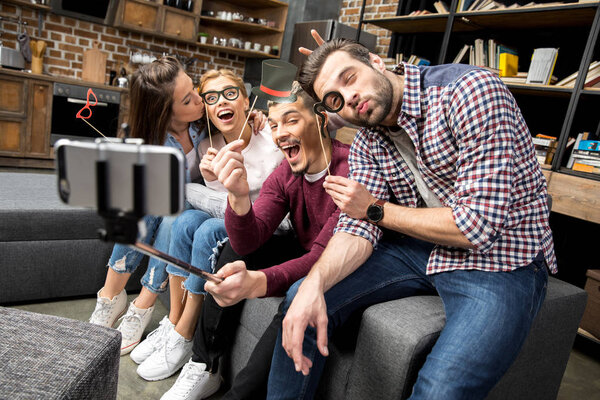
[313,91,344,177]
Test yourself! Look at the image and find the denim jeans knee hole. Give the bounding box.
[111,256,127,272]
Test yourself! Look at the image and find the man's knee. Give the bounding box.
[282,278,304,313]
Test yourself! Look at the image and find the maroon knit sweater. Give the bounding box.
[224,139,350,296]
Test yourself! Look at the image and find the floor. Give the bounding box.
[8,294,600,400]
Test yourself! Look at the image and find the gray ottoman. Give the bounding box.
[0,307,121,399]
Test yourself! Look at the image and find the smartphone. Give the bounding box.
[55,139,184,216]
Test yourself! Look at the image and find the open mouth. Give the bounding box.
[280,142,301,161]
[217,109,235,123]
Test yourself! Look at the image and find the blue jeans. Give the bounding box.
[266,234,548,400]
[166,209,227,295]
[107,214,175,294]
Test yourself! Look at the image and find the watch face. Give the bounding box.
[367,204,383,222]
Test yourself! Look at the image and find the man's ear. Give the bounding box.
[321,112,330,138]
[369,53,386,73]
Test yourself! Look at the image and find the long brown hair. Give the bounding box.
[128,56,191,145]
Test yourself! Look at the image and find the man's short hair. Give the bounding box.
[298,38,371,100]
[267,81,316,111]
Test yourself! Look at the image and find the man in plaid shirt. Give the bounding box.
[266,38,556,399]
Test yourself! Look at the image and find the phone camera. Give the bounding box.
[59,178,71,201]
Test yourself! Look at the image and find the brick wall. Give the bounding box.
[338,0,398,57]
[0,3,244,84]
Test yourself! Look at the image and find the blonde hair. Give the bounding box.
[200,69,248,98]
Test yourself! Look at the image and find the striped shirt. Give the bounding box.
[335,62,557,274]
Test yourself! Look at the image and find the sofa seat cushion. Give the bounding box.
[0,172,103,241]
[0,306,121,399]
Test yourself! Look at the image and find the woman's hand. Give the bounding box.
[200,147,218,182]
[249,110,267,134]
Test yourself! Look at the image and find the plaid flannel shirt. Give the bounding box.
[335,63,557,274]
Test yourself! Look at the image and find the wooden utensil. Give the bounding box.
[82,40,107,84]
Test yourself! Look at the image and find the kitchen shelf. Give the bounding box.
[2,0,50,12]
[364,14,449,34]
[199,16,283,34]
[197,42,278,58]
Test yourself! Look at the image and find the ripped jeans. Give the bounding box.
[107,214,174,294]
[166,209,227,295]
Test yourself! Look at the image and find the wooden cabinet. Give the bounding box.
[115,0,201,43]
[113,0,288,59]
[197,0,288,58]
[163,7,197,40]
[362,0,600,222]
[0,73,53,167]
[27,81,52,157]
[0,76,26,156]
[121,0,160,30]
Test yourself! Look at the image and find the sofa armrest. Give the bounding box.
[344,296,445,400]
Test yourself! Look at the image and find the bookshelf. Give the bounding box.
[361,0,600,224]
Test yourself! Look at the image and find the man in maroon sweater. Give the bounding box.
[161,82,350,400]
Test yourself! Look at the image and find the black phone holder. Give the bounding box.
[94,153,222,283]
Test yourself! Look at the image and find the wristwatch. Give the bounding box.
[366,199,385,225]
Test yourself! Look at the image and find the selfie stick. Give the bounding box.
[94,147,222,283]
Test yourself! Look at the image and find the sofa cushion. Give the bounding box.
[0,172,104,241]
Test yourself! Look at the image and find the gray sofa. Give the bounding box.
[0,171,589,399]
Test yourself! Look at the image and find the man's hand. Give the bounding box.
[199,147,218,182]
[204,261,267,307]
[298,29,325,56]
[282,276,329,376]
[211,139,249,198]
[323,175,375,219]
[249,110,267,134]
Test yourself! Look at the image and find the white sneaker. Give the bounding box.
[117,301,155,356]
[89,288,127,328]
[136,327,193,381]
[130,315,175,364]
[160,360,222,400]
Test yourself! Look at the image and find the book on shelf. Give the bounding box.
[567,132,589,169]
[572,162,600,174]
[532,134,558,165]
[526,48,559,85]
[406,55,431,66]
[555,60,600,87]
[499,52,519,77]
[501,72,528,84]
[452,44,470,63]
[584,67,600,88]
[433,1,449,13]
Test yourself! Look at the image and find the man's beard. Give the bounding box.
[352,71,394,127]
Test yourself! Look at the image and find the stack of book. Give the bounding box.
[567,132,600,174]
[452,39,518,77]
[526,48,559,85]
[532,134,558,166]
[460,0,506,11]
[405,55,431,66]
[555,61,600,88]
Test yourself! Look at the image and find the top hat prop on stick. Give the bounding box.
[237,60,299,141]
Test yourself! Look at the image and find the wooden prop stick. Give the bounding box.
[238,96,258,141]
[314,114,331,176]
[205,103,213,148]
[82,118,109,139]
